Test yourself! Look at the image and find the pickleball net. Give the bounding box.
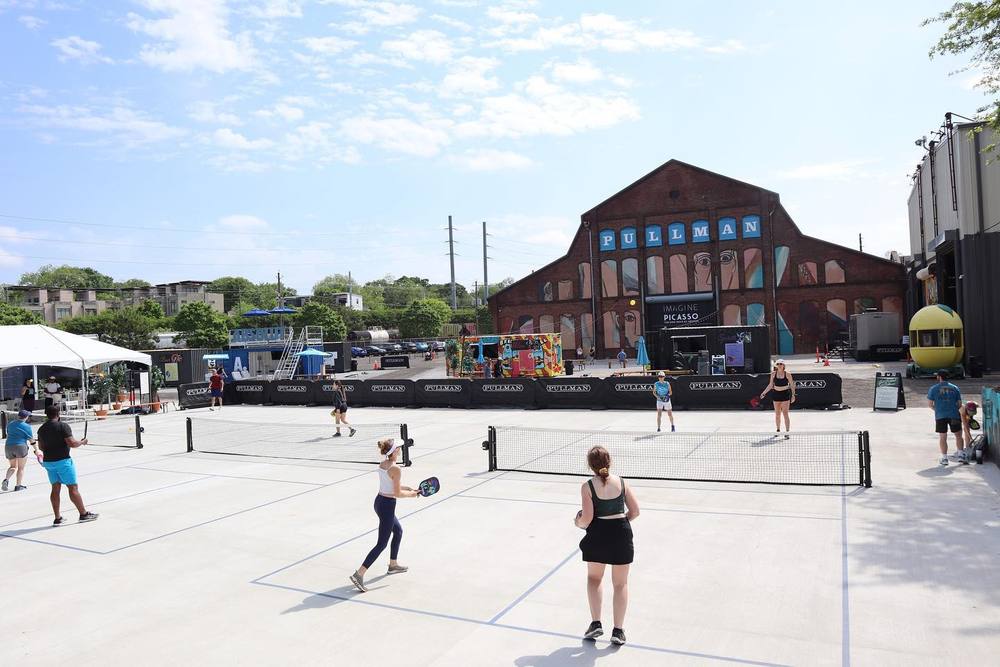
[483,426,871,487]
[1,411,143,449]
[185,417,412,466]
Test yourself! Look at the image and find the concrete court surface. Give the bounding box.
[2,403,999,666]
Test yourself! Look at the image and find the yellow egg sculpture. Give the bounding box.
[908,305,965,370]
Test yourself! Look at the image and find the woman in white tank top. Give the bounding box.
[349,438,421,593]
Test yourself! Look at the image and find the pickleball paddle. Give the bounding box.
[417,476,440,497]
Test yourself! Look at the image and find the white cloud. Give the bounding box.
[382,29,453,64]
[51,36,113,64]
[256,102,305,121]
[18,103,187,146]
[431,13,471,31]
[355,1,421,27]
[212,128,274,150]
[189,101,243,125]
[455,75,640,139]
[439,56,499,97]
[340,116,451,156]
[487,6,538,25]
[776,160,873,181]
[18,14,45,29]
[549,58,602,83]
[247,0,302,19]
[301,35,357,54]
[450,148,532,171]
[281,121,362,164]
[219,214,269,228]
[127,0,255,73]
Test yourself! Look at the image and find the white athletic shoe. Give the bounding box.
[939,456,949,466]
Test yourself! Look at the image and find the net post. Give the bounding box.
[400,423,413,467]
[186,417,193,453]
[134,414,143,449]
[862,431,872,488]
[483,426,497,472]
[0,410,7,439]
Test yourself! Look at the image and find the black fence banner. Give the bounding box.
[318,380,369,407]
[365,379,415,407]
[267,380,315,405]
[229,380,267,405]
[535,377,606,409]
[792,373,843,408]
[178,382,212,409]
[415,379,472,408]
[471,378,536,408]
[380,355,410,369]
[603,377,657,410]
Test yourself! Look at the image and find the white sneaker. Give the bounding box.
[939,456,949,466]
[959,450,970,464]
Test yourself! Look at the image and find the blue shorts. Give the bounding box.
[41,458,77,485]
[211,389,222,397]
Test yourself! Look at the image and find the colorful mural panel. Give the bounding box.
[560,314,576,350]
[826,299,848,344]
[670,254,688,293]
[578,262,592,299]
[774,246,790,287]
[723,304,742,325]
[825,260,845,284]
[622,258,640,295]
[720,249,738,290]
[743,248,763,288]
[603,311,621,349]
[557,280,573,300]
[580,313,594,352]
[798,261,818,286]
[601,260,618,297]
[646,256,664,294]
[538,314,555,333]
[624,310,641,347]
[693,251,712,292]
[518,315,534,334]
[777,302,795,355]
[540,282,553,302]
[747,302,766,326]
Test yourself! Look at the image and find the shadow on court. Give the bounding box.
[281,578,391,614]
[514,640,620,666]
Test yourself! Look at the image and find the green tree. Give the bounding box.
[294,301,347,340]
[421,297,453,323]
[0,302,42,325]
[115,278,151,288]
[383,277,427,307]
[399,299,448,338]
[100,307,158,350]
[174,302,229,348]
[312,274,357,304]
[136,299,164,320]
[927,2,1000,147]
[19,264,115,289]
[207,276,259,312]
[59,313,104,335]
[255,281,297,309]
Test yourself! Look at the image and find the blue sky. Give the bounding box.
[0,0,986,294]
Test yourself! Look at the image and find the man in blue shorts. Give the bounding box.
[37,405,98,526]
[927,371,965,466]
[651,371,675,432]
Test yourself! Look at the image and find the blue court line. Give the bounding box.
[488,547,579,623]
[253,580,787,666]
[457,494,840,521]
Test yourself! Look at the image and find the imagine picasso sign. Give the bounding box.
[599,215,761,251]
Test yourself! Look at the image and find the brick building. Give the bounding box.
[489,160,906,357]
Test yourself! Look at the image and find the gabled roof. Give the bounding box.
[581,158,778,220]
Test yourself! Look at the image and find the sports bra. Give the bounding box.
[773,371,789,390]
[378,465,395,496]
[588,478,626,517]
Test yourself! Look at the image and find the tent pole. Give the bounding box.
[81,368,87,410]
[32,365,39,413]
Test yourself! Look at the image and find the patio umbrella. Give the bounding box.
[202,353,230,360]
[635,336,650,368]
[270,307,296,314]
[243,308,271,317]
[477,340,484,363]
[294,349,332,357]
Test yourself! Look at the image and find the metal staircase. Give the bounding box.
[271,326,324,380]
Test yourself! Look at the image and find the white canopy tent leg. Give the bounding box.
[32,365,39,414]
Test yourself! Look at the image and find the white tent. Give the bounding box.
[0,325,151,369]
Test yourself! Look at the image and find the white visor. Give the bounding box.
[384,440,400,457]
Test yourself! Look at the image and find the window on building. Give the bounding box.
[854,297,876,314]
[601,260,618,297]
[624,310,641,348]
[825,260,846,284]
[55,307,72,321]
[693,251,712,292]
[826,299,848,345]
[603,311,621,349]
[540,282,554,302]
[743,248,763,288]
[84,308,98,317]
[646,256,664,294]
[723,304,742,325]
[557,280,573,300]
[500,316,515,334]
[517,315,534,334]
[560,314,576,350]
[580,313,594,352]
[622,258,639,295]
[669,254,688,293]
[538,314,555,333]
[578,263,592,299]
[774,246,790,286]
[747,302,766,326]
[719,249,738,290]
[798,261,818,286]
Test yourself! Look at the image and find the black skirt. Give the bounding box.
[580,517,634,565]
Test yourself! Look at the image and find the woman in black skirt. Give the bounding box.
[575,446,640,646]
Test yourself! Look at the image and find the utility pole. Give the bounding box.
[348,270,353,308]
[276,271,283,308]
[858,234,863,253]
[482,220,489,308]
[473,280,479,307]
[448,215,457,309]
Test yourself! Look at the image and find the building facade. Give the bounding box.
[6,287,110,324]
[489,160,906,357]
[121,281,225,316]
[906,116,1000,372]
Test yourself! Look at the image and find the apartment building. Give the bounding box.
[121,281,225,316]
[6,287,110,324]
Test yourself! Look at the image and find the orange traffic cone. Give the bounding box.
[822,356,830,367]
[815,346,821,363]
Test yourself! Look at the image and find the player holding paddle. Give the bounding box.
[349,438,421,593]
[651,371,674,432]
[330,380,356,438]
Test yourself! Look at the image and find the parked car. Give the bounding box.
[365,345,386,356]
[386,343,403,353]
[351,346,368,358]
[414,342,429,352]
[431,341,446,351]
[401,342,419,353]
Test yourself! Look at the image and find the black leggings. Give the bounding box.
[363,495,402,568]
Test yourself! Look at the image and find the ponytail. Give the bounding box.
[587,446,612,486]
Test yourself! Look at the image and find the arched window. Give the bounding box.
[693,251,712,292]
[825,260,845,284]
[539,282,553,302]
[747,302,765,326]
[557,280,573,300]
[560,314,576,350]
[670,254,688,293]
[622,258,639,295]
[517,315,534,333]
[580,313,594,352]
[500,316,515,334]
[538,314,555,333]
[798,261,818,286]
[646,256,664,294]
[854,297,876,314]
[799,301,821,348]
[601,260,618,297]
[826,299,847,345]
[719,249,738,290]
[723,304,742,325]
[774,246,790,286]
[578,263,592,299]
[603,311,621,349]
[744,248,763,288]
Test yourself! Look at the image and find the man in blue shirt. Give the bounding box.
[617,349,627,368]
[651,371,675,432]
[927,371,965,465]
[4,409,39,491]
